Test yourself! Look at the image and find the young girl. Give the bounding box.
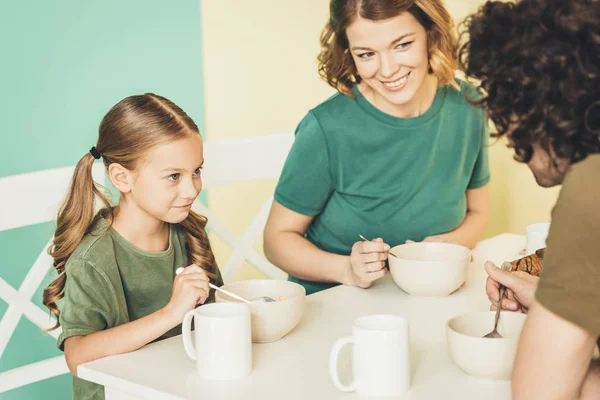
[43,93,223,400]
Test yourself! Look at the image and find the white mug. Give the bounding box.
[182,303,252,380]
[526,222,550,255]
[329,315,411,397]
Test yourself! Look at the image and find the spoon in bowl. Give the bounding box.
[175,267,275,304]
[483,262,513,338]
[358,234,399,258]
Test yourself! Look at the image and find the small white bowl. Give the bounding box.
[215,280,306,343]
[388,242,471,297]
[447,311,527,380]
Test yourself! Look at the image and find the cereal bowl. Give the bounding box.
[447,311,527,380]
[388,242,471,297]
[215,279,306,343]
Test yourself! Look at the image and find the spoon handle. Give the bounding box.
[493,284,506,329]
[358,234,398,258]
[208,283,251,304]
[493,262,513,329]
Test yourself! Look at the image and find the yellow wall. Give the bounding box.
[201,0,559,281]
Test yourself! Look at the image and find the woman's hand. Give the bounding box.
[345,238,389,288]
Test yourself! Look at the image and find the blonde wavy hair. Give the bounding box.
[43,93,219,330]
[319,0,459,96]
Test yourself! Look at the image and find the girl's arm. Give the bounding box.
[64,264,208,376]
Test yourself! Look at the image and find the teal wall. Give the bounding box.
[0,1,206,398]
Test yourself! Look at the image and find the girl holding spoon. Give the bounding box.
[43,93,223,400]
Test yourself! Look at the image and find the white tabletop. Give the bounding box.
[79,233,525,400]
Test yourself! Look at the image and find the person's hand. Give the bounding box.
[164,264,210,323]
[484,261,539,313]
[345,238,388,288]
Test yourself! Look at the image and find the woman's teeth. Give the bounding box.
[383,74,408,88]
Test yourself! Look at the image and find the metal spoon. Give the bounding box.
[358,234,399,258]
[483,262,513,338]
[175,267,275,304]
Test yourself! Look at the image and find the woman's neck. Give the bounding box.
[110,201,169,253]
[362,74,438,118]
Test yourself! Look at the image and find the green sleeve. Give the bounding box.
[57,259,119,351]
[468,111,491,189]
[274,111,334,216]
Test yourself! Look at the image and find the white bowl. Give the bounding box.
[215,280,306,343]
[447,311,527,380]
[388,242,471,297]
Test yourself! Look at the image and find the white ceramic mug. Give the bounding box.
[182,303,252,380]
[526,222,550,255]
[329,315,411,397]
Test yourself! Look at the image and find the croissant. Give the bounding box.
[510,248,545,277]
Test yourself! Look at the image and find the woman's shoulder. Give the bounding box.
[294,90,364,138]
[439,78,486,124]
[308,90,362,119]
[445,78,484,107]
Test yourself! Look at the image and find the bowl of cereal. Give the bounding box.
[215,279,306,343]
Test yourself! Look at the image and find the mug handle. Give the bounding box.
[182,309,197,360]
[329,336,357,392]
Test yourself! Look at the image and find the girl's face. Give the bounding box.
[126,134,204,224]
[346,12,431,113]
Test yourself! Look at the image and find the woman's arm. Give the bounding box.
[264,200,388,288]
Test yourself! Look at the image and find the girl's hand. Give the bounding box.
[164,264,209,323]
[345,238,388,288]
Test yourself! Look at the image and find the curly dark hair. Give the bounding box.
[458,0,600,163]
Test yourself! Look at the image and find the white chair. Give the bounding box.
[0,132,294,394]
[199,132,293,282]
[0,163,106,393]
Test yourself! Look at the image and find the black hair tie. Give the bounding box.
[89,146,101,160]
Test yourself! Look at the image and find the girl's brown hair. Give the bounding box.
[43,93,219,330]
[319,0,459,96]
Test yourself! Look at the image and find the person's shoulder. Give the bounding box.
[309,90,361,122]
[440,78,487,130]
[444,78,483,108]
[66,219,116,276]
[560,154,600,199]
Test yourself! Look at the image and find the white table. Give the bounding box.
[79,233,525,400]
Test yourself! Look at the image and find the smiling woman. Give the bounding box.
[263,0,491,296]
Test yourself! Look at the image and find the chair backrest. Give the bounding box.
[0,133,294,393]
[198,132,294,282]
[0,164,106,393]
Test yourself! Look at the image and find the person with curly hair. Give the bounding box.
[460,0,600,398]
[263,0,491,295]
